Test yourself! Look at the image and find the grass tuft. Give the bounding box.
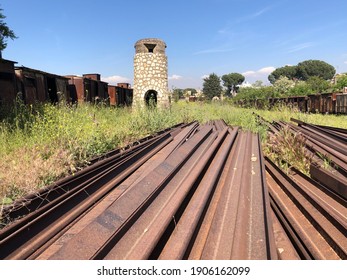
[263,126,314,175]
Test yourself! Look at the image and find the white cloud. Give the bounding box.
[242,66,275,84]
[168,74,183,80]
[243,67,275,77]
[201,74,209,79]
[101,75,131,85]
[344,61,347,64]
[242,70,256,76]
[258,66,276,74]
[287,42,314,53]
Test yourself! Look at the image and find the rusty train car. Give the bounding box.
[268,92,347,114]
[108,83,133,106]
[15,66,70,104]
[66,74,109,104]
[0,59,18,105]
[0,58,132,107]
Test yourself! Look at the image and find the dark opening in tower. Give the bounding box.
[144,90,157,106]
[144,44,156,53]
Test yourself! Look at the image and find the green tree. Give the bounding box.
[335,74,347,91]
[172,88,183,102]
[233,86,276,107]
[0,7,17,58]
[288,81,313,96]
[273,76,295,96]
[202,73,222,100]
[296,60,335,81]
[252,80,264,88]
[268,65,297,84]
[183,88,197,96]
[306,76,330,93]
[221,73,245,96]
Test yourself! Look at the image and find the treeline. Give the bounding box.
[268,60,336,84]
[233,74,347,106]
[200,59,347,104]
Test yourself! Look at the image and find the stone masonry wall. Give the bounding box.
[133,52,169,108]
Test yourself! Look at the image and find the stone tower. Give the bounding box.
[133,38,169,108]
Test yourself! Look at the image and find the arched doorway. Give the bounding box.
[144,90,157,107]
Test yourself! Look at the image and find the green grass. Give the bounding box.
[254,105,347,175]
[253,104,347,129]
[1,100,346,207]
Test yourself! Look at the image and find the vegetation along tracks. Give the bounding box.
[0,118,346,260]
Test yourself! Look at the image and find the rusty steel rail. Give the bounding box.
[103,128,233,260]
[187,131,277,260]
[0,120,278,260]
[257,114,347,183]
[278,121,347,171]
[276,122,347,181]
[47,124,215,260]
[88,121,189,164]
[270,120,347,193]
[2,117,345,260]
[0,122,201,260]
[290,123,347,157]
[1,122,189,224]
[310,164,347,200]
[290,118,347,144]
[0,133,174,259]
[255,114,347,259]
[270,208,301,260]
[266,157,347,260]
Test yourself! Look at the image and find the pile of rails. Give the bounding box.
[258,115,346,259]
[259,116,347,198]
[0,120,277,260]
[0,119,345,260]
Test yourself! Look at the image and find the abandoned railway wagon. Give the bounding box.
[0,59,17,105]
[0,58,133,106]
[15,66,70,105]
[307,93,337,114]
[268,92,347,114]
[269,96,308,112]
[65,74,109,104]
[108,83,133,106]
[336,93,347,114]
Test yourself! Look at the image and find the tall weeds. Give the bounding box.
[1,101,346,205]
[263,126,313,175]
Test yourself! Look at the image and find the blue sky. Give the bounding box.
[2,0,347,89]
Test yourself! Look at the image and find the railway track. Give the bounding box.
[0,119,345,260]
[266,158,347,260]
[257,115,347,197]
[256,115,347,259]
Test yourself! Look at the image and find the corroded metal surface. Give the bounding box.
[266,158,347,260]
[1,118,345,260]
